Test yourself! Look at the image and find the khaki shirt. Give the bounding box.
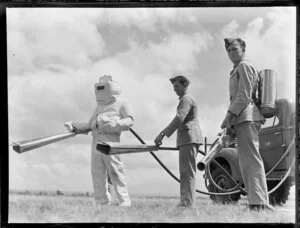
[162,93,203,147]
[228,59,265,126]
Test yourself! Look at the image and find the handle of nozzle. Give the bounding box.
[218,128,227,136]
[197,129,234,171]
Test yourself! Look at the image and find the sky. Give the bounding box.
[7,7,296,197]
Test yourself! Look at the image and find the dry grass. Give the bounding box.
[8,190,295,224]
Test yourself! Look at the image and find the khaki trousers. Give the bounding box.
[179,143,198,207]
[234,121,269,205]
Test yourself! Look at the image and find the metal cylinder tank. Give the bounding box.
[259,69,277,118]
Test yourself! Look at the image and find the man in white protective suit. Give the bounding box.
[65,75,134,206]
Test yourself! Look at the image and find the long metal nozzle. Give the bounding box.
[96,141,178,155]
[197,129,234,171]
[10,132,76,153]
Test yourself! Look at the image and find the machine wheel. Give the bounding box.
[208,164,241,204]
[267,179,292,206]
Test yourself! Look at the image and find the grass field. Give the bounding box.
[8,187,295,224]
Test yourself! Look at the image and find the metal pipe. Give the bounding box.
[11,132,76,153]
[96,140,178,155]
[197,130,234,171]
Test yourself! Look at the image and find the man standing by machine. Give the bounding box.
[221,38,274,211]
[66,75,134,207]
[154,76,203,209]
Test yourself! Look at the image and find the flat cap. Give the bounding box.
[224,38,246,50]
[169,75,190,86]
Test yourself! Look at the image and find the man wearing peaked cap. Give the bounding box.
[169,75,190,86]
[221,38,273,211]
[224,38,246,51]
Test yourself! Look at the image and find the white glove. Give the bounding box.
[64,121,74,132]
[64,121,90,134]
[97,116,133,133]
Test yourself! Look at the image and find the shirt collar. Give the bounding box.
[179,92,187,99]
[233,56,246,69]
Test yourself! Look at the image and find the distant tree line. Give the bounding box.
[9,189,94,197]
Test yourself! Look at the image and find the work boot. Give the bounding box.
[248,204,275,212]
[176,200,189,207]
[176,202,196,209]
[95,200,111,206]
[119,201,131,207]
[176,202,186,208]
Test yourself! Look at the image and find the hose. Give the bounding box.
[268,157,295,194]
[203,137,246,194]
[129,128,295,197]
[206,160,246,193]
[265,136,295,194]
[265,135,295,177]
[206,135,295,196]
[130,128,248,196]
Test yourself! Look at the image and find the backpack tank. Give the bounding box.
[259,69,277,118]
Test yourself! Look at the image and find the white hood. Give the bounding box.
[94,75,122,105]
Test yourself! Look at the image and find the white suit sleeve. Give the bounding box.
[70,108,97,134]
[88,108,98,130]
[98,100,134,133]
[115,100,134,131]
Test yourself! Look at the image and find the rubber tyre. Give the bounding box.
[208,164,241,204]
[267,179,292,206]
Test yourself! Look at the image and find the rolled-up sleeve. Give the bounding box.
[228,62,255,116]
[162,97,192,137]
